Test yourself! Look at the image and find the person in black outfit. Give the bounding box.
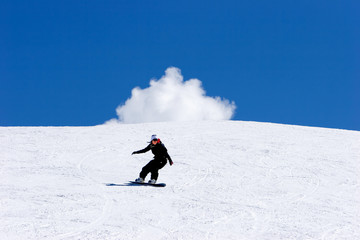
[132,135,173,184]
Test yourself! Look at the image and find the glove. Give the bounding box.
[132,151,136,155]
[169,160,173,166]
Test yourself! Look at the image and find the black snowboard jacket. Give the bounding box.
[133,141,173,165]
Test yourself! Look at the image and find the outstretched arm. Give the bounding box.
[132,144,151,155]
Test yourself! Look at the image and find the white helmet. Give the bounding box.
[150,134,158,142]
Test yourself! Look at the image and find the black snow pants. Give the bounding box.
[139,158,167,180]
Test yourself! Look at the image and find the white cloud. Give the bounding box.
[111,67,236,124]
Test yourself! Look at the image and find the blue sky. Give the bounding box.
[1,0,359,130]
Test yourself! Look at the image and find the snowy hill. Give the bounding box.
[1,121,360,239]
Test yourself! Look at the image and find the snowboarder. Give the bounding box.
[132,134,173,184]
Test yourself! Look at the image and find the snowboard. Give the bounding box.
[129,181,166,187]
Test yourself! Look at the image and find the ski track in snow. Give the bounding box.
[54,147,113,239]
[1,121,360,239]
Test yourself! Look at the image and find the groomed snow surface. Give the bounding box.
[1,121,360,240]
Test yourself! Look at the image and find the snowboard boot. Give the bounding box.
[148,179,156,184]
[135,177,144,183]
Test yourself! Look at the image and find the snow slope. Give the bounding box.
[1,121,360,239]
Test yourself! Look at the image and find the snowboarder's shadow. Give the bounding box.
[105,183,142,187]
